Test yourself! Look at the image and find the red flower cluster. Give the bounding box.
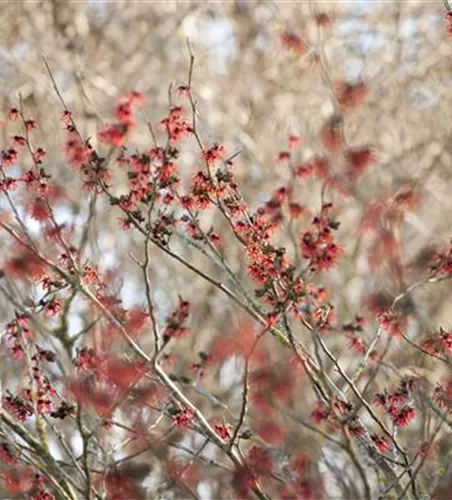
[433,377,452,413]
[300,203,343,272]
[335,80,369,111]
[375,378,417,427]
[173,407,194,429]
[99,92,144,146]
[421,327,452,357]
[279,31,305,55]
[446,11,452,37]
[163,297,191,341]
[378,308,406,338]
[160,106,193,143]
[432,239,452,275]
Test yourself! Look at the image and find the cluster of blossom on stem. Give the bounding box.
[374,378,418,428]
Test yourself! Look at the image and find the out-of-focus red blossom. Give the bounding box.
[310,401,332,424]
[232,465,257,500]
[368,229,400,270]
[64,138,92,168]
[163,298,191,340]
[208,230,222,247]
[279,31,305,55]
[371,434,392,453]
[102,359,145,389]
[1,148,19,166]
[4,250,47,280]
[167,459,200,484]
[126,90,145,106]
[265,312,278,328]
[33,147,46,162]
[175,84,191,98]
[0,468,35,495]
[124,308,150,338]
[0,176,18,191]
[432,239,452,275]
[0,443,15,464]
[33,490,55,500]
[82,265,99,284]
[210,321,260,363]
[7,107,19,121]
[3,393,33,421]
[291,452,308,474]
[295,480,318,500]
[257,421,284,444]
[344,146,379,178]
[315,12,335,27]
[433,377,452,412]
[348,418,366,437]
[247,446,273,475]
[421,328,452,357]
[45,298,62,317]
[289,202,309,219]
[445,11,452,37]
[27,197,51,221]
[320,116,344,153]
[115,100,134,126]
[250,392,276,419]
[378,309,406,338]
[99,123,129,146]
[347,334,367,354]
[105,469,145,500]
[13,135,27,147]
[289,134,303,149]
[415,441,438,460]
[25,119,38,131]
[173,407,194,428]
[68,380,114,417]
[74,347,98,372]
[277,151,291,163]
[335,80,369,111]
[61,110,72,125]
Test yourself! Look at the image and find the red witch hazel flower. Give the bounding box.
[279,31,305,55]
[163,297,191,341]
[446,11,452,37]
[45,298,62,317]
[99,124,128,146]
[371,434,391,453]
[320,115,344,153]
[1,148,19,166]
[344,146,379,179]
[300,203,344,272]
[388,405,417,428]
[7,107,19,121]
[432,239,452,275]
[335,80,369,111]
[378,308,406,338]
[74,347,98,372]
[160,106,193,143]
[175,84,191,98]
[214,422,232,440]
[173,407,194,429]
[203,143,225,165]
[4,250,47,280]
[433,377,452,412]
